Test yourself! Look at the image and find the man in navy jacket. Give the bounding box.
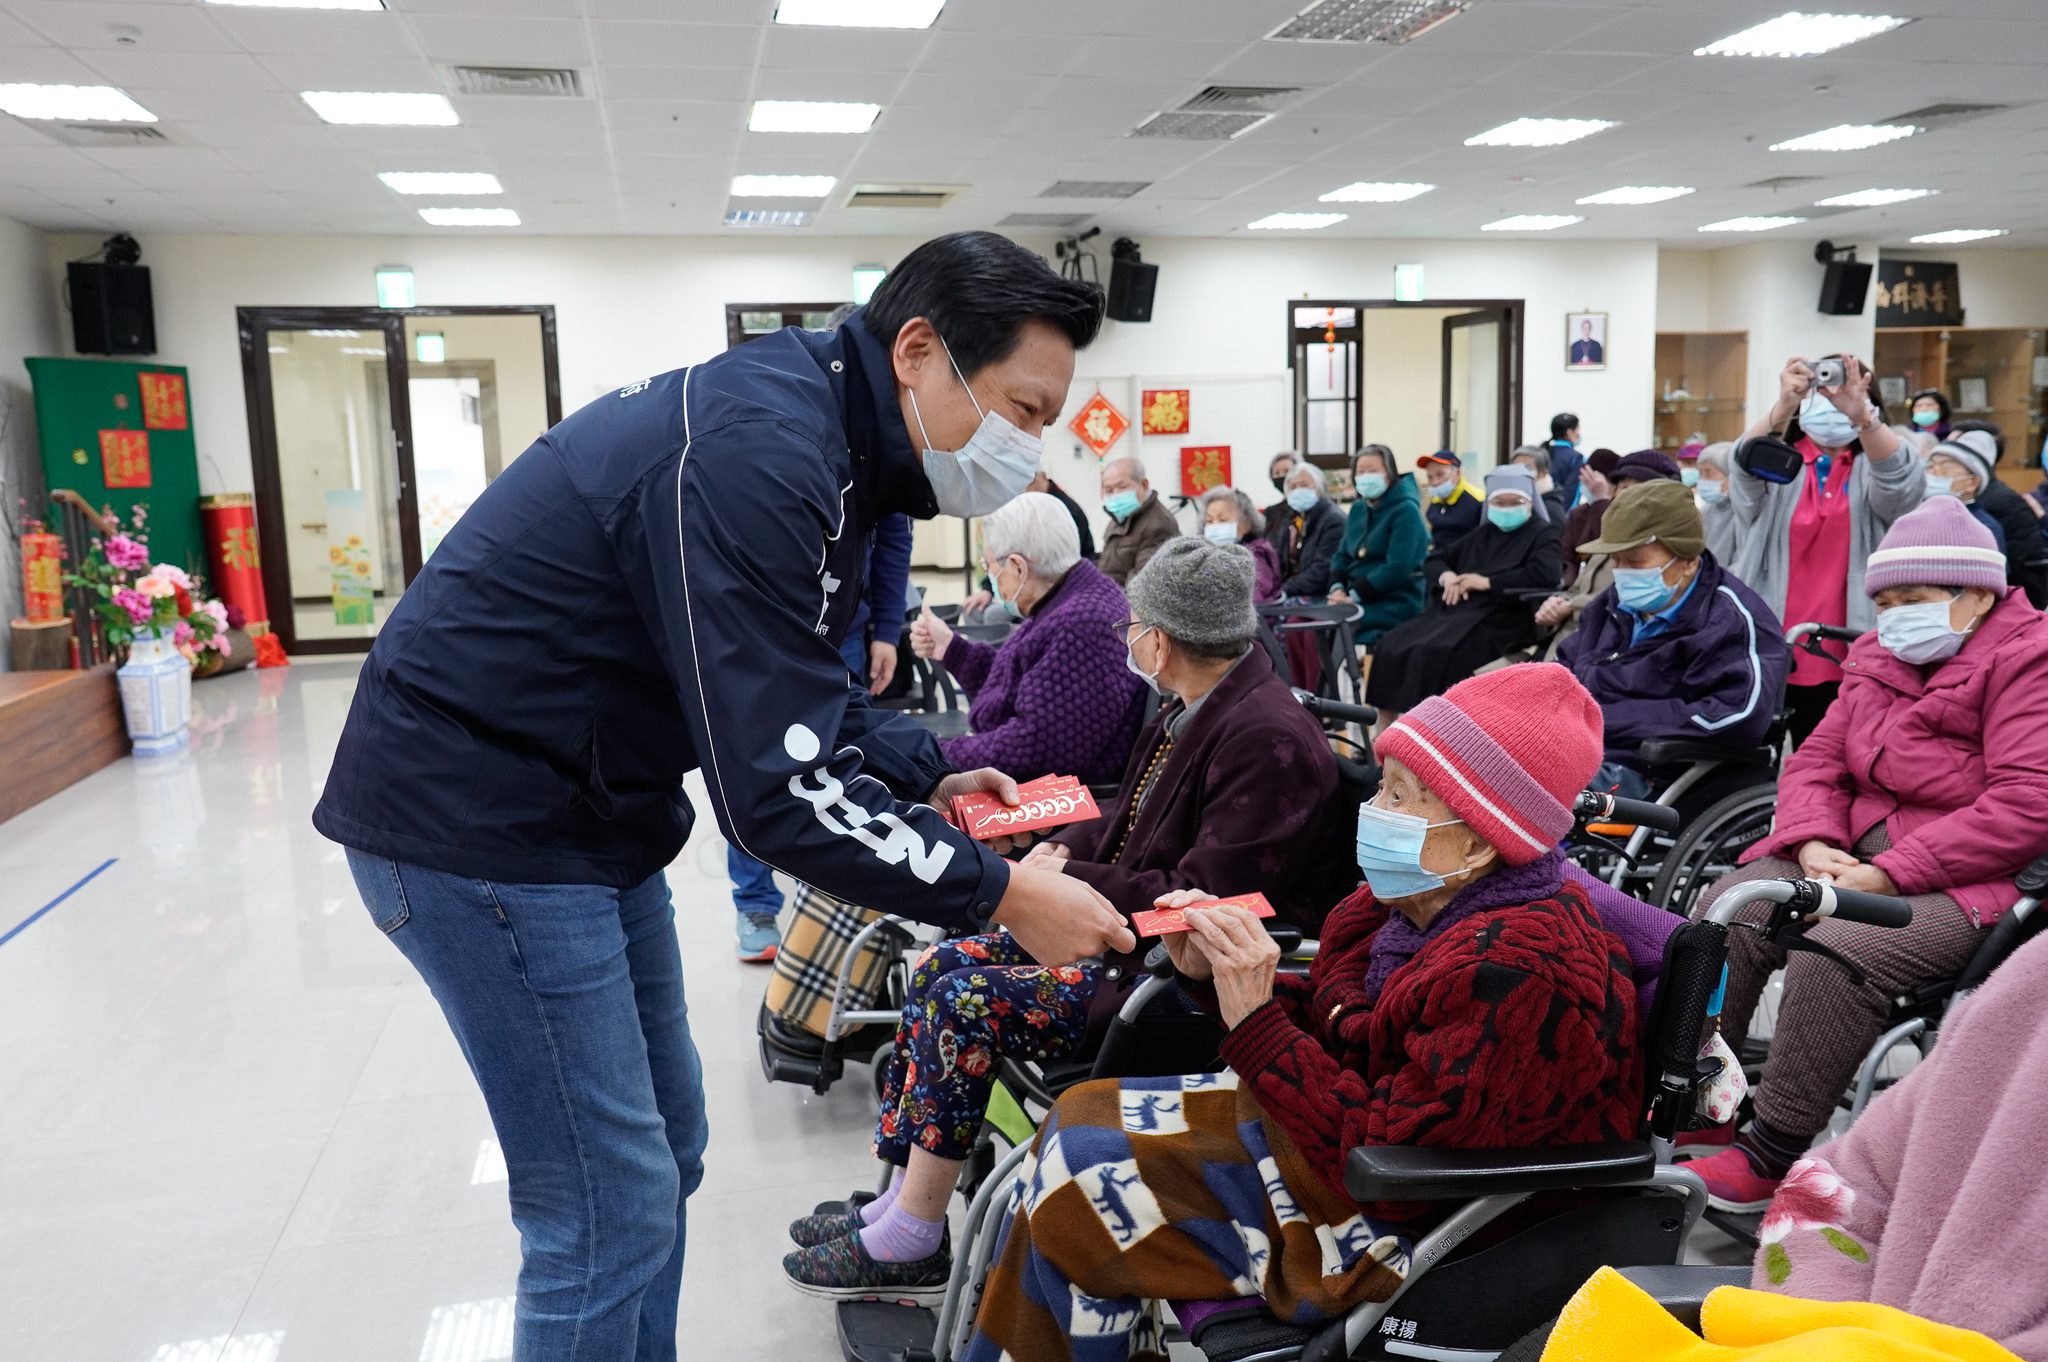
[314,232,1132,1360]
[1558,479,1789,800]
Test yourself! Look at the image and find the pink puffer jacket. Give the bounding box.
[1750,587,2048,925]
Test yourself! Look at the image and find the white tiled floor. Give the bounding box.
[0,659,882,1362]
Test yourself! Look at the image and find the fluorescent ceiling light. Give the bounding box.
[730,174,837,198]
[1247,212,1347,230]
[378,171,501,196]
[774,0,945,27]
[1698,215,1806,232]
[1319,181,1434,203]
[1576,185,1695,205]
[205,0,383,8]
[302,90,458,126]
[1696,11,1910,58]
[724,208,815,227]
[1770,123,1918,152]
[749,100,880,134]
[419,207,520,226]
[0,83,156,122]
[1465,117,1614,147]
[1481,214,1583,231]
[1908,228,2008,244]
[1815,187,1935,206]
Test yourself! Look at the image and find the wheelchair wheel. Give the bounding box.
[1649,784,1780,916]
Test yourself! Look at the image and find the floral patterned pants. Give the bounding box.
[873,933,1102,1164]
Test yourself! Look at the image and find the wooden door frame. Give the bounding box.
[236,303,561,655]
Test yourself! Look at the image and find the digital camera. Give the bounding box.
[1810,356,1845,388]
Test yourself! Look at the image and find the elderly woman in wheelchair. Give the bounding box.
[955,664,1646,1362]
[1685,497,2048,1214]
[781,536,1354,1304]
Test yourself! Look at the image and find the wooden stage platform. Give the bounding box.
[0,666,129,825]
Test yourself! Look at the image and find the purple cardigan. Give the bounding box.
[938,559,1147,785]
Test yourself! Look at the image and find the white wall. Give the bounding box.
[42,230,1665,512]
[1679,240,1879,425]
[2,214,59,656]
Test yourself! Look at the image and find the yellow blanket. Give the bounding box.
[1541,1267,2023,1362]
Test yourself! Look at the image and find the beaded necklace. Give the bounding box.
[1107,734,1175,865]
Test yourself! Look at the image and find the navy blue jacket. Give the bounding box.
[1556,552,1789,769]
[313,317,1010,929]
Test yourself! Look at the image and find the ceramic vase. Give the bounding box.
[118,629,191,756]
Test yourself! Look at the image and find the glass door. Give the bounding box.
[1442,306,1518,469]
[252,315,416,648]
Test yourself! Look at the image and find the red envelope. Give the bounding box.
[1131,892,1275,937]
[950,774,1100,841]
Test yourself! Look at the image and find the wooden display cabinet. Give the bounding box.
[1874,326,2047,489]
[1654,331,1749,450]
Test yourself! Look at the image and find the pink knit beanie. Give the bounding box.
[1374,664,1603,866]
[1864,495,2006,596]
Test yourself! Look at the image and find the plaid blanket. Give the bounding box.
[762,884,900,1039]
[962,1071,1410,1362]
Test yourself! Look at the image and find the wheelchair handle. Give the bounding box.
[1787,621,1862,645]
[1813,883,1915,930]
[1702,877,1913,931]
[1573,790,1681,832]
[1292,688,1378,728]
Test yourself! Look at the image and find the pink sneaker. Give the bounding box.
[1672,1121,1736,1158]
[1688,1146,1783,1213]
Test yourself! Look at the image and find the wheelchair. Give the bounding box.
[828,806,1890,1362]
[1258,599,1367,709]
[1568,622,1861,908]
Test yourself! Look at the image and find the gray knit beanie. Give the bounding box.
[1125,537,1258,648]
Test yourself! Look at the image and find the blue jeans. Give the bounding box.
[1594,760,1654,802]
[725,629,870,916]
[346,850,708,1362]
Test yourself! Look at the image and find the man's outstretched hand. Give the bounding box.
[993,864,1135,965]
[931,767,1038,854]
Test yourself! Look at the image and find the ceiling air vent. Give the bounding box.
[40,123,171,148]
[445,65,585,98]
[1887,101,2010,125]
[1000,211,1093,228]
[1269,0,1473,44]
[1041,180,1150,199]
[1182,85,1301,112]
[724,208,813,227]
[1746,175,1822,190]
[1131,110,1270,139]
[845,183,961,209]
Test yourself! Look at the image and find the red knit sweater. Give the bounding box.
[1218,877,1643,1215]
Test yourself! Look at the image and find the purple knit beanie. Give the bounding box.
[1864,495,2007,596]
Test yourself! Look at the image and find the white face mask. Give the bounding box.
[1877,596,1973,666]
[909,336,1043,518]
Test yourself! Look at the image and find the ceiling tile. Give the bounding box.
[405,15,594,66]
[584,0,770,20]
[5,1,237,52]
[122,88,313,124]
[591,22,761,68]
[597,65,753,102]
[916,29,1078,75]
[0,44,113,83]
[77,48,277,91]
[756,24,927,73]
[255,54,442,92]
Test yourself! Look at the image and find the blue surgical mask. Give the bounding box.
[1613,563,1679,615]
[1124,624,1164,694]
[1487,504,1532,532]
[1680,467,1701,488]
[1355,473,1389,500]
[1925,474,1957,500]
[1286,486,1319,515]
[1104,489,1141,521]
[1356,802,1467,901]
[1202,521,1238,545]
[1799,394,1858,450]
[1877,596,1971,666]
[1428,478,1457,503]
[1698,481,1726,504]
[1912,409,1941,428]
[987,557,1024,621]
[909,335,1043,518]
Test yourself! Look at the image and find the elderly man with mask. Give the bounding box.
[312,231,1135,1360]
[1559,480,1789,801]
[1729,354,1923,743]
[1097,455,1179,587]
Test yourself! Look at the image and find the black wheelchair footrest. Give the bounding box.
[837,1300,938,1362]
[1615,1264,1750,1332]
[1187,1309,1316,1362]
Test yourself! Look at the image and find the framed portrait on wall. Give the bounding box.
[1566,311,1607,371]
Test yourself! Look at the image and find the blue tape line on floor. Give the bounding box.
[0,857,117,949]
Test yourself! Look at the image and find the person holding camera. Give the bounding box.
[1729,355,1923,743]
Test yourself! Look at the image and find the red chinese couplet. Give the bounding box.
[199,493,270,631]
[138,372,189,430]
[1141,388,1190,436]
[21,531,64,622]
[100,429,151,488]
[1179,445,1231,497]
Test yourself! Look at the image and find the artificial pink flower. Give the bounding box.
[151,563,194,590]
[173,621,195,649]
[1759,1157,1855,1246]
[201,599,229,630]
[105,534,149,571]
[113,588,154,626]
[134,572,175,599]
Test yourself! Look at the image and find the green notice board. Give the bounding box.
[26,356,202,575]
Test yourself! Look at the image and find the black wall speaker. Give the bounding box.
[68,261,156,354]
[1106,258,1157,323]
[1818,259,1873,316]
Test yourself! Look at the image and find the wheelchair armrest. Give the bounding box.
[1635,737,1775,769]
[2016,852,2048,896]
[1614,1265,1751,1331]
[1344,1139,1656,1202]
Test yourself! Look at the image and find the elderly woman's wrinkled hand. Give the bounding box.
[1184,905,1279,1029]
[1151,889,1218,980]
[1796,839,1861,883]
[1831,862,1899,897]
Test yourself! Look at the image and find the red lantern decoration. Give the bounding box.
[199,494,272,633]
